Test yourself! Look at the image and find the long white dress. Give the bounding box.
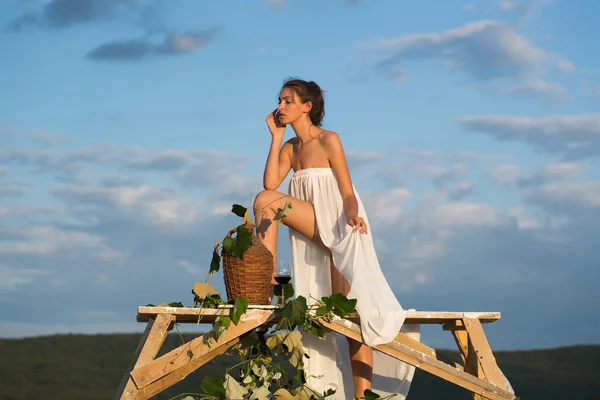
[288,167,421,399]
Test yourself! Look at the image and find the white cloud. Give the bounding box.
[427,202,501,228]
[557,59,575,72]
[463,4,476,12]
[0,226,127,260]
[357,20,549,81]
[499,1,520,11]
[497,79,565,97]
[178,259,202,275]
[490,164,522,184]
[0,266,50,292]
[461,114,600,159]
[530,182,600,208]
[541,161,582,179]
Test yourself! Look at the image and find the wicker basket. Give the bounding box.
[222,223,274,305]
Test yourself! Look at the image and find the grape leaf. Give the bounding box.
[225,373,248,399]
[200,376,225,397]
[232,296,249,325]
[363,389,382,399]
[222,236,235,254]
[282,296,307,328]
[210,243,221,274]
[231,204,247,217]
[232,225,253,257]
[304,319,325,338]
[329,293,357,318]
[274,282,294,301]
[317,296,333,316]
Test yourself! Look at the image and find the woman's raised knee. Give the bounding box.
[253,189,277,212]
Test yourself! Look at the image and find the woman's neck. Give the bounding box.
[290,117,318,143]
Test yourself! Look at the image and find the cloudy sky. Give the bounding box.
[1,0,599,351]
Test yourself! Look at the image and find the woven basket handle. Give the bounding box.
[225,224,256,239]
[225,227,237,238]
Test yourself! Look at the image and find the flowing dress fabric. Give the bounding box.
[288,167,421,399]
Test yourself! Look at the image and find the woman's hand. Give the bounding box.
[347,215,368,234]
[266,109,286,138]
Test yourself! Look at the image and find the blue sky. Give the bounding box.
[1,0,599,351]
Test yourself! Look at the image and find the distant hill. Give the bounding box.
[0,333,598,400]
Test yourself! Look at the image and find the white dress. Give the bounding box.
[288,167,421,399]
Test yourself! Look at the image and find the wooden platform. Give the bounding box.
[116,306,515,400]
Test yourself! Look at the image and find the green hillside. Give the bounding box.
[0,333,597,400]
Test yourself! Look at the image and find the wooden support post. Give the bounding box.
[452,327,486,400]
[319,318,515,400]
[128,309,272,400]
[462,318,507,390]
[114,314,173,400]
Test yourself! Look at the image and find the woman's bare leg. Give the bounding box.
[253,189,320,281]
[331,259,373,398]
[254,189,374,396]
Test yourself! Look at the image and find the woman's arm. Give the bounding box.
[263,138,292,190]
[324,132,367,233]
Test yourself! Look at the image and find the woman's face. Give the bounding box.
[277,88,310,125]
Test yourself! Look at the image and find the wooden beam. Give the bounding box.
[319,319,515,400]
[452,328,486,400]
[129,309,272,395]
[462,318,508,390]
[136,306,501,324]
[114,314,173,400]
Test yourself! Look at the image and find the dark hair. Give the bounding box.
[281,78,326,127]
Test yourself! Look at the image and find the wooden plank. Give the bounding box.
[319,318,515,400]
[114,314,173,400]
[130,309,272,391]
[462,318,507,390]
[394,330,464,371]
[136,306,501,324]
[133,339,237,400]
[452,328,486,400]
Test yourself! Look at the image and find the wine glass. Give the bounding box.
[275,259,292,305]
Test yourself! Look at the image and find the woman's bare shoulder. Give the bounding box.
[319,130,342,146]
[285,137,300,146]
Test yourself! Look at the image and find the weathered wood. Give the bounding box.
[462,318,508,390]
[452,328,486,400]
[130,309,272,392]
[319,318,515,400]
[115,314,173,400]
[137,306,501,324]
[133,339,236,400]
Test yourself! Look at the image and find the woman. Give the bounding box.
[253,78,419,399]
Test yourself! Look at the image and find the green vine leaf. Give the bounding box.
[200,376,226,398]
[223,225,253,258]
[282,296,308,329]
[210,241,221,274]
[167,301,184,307]
[328,293,357,318]
[304,319,326,338]
[274,282,294,301]
[232,296,249,325]
[363,389,382,399]
[250,385,272,399]
[225,373,248,399]
[323,388,337,398]
[316,296,333,316]
[222,236,235,254]
[266,331,304,368]
[231,204,248,218]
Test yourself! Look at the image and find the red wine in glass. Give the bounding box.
[274,275,291,285]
